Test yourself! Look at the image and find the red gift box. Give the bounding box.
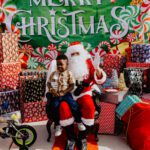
[142,93,150,103]
[103,54,123,78]
[0,33,19,63]
[98,102,116,134]
[21,101,48,123]
[0,90,20,115]
[126,62,150,68]
[0,73,19,90]
[0,62,21,75]
[101,90,127,104]
[125,47,131,62]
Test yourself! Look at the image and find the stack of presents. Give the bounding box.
[0,24,47,122]
[19,70,47,122]
[97,42,150,135]
[0,29,21,115]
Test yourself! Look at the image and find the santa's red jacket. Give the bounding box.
[59,58,106,127]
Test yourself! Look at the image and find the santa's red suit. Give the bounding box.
[58,42,107,127]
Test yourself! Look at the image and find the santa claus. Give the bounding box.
[55,41,107,150]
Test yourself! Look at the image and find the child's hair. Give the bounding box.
[56,54,68,61]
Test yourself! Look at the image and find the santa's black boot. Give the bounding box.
[64,125,76,150]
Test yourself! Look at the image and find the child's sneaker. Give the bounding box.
[77,123,86,131]
[55,125,62,136]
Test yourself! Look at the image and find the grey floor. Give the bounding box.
[0,121,131,150]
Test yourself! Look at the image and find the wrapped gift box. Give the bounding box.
[101,90,128,104]
[131,44,150,63]
[126,62,150,68]
[0,33,19,63]
[0,90,20,115]
[21,101,47,123]
[19,70,47,102]
[98,102,116,134]
[20,69,47,77]
[142,93,150,103]
[103,54,124,78]
[0,62,21,75]
[0,73,19,90]
[124,68,150,95]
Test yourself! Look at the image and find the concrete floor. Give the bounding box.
[0,121,131,150]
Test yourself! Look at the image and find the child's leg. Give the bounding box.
[66,99,86,131]
[64,95,82,123]
[51,100,61,126]
[51,99,63,136]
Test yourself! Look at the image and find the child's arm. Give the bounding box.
[59,71,75,96]
[47,72,59,97]
[60,83,74,96]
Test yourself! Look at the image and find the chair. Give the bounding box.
[46,90,101,142]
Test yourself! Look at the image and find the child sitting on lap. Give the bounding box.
[46,54,86,136]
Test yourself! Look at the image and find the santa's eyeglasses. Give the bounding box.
[71,52,80,57]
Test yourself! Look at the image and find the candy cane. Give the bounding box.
[98,41,111,50]
[58,41,69,51]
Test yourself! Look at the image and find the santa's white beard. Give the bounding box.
[68,55,89,81]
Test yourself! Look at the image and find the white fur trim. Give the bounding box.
[81,118,94,126]
[94,69,107,84]
[60,117,74,127]
[67,44,84,53]
[91,84,101,93]
[72,91,92,100]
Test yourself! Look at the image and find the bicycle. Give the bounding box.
[0,113,37,150]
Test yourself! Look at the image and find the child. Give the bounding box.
[46,54,86,136]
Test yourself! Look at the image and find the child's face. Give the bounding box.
[57,59,68,72]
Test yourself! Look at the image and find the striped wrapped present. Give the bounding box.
[126,62,150,68]
[98,102,116,134]
[116,95,141,119]
[131,44,150,63]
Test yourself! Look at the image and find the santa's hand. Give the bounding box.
[95,68,102,78]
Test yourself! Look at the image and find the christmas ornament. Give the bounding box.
[118,73,128,91]
[111,69,119,88]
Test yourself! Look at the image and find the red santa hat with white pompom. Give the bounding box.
[66,41,90,59]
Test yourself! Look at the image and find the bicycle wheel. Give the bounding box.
[12,125,37,147]
[19,146,28,150]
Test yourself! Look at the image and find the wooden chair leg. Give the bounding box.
[94,123,99,142]
[46,120,53,142]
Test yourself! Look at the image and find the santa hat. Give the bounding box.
[66,41,90,59]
